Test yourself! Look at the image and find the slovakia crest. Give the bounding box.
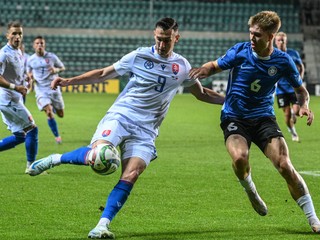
[102,130,111,137]
[172,63,179,75]
[45,58,50,64]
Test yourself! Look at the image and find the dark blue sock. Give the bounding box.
[0,132,25,151]
[102,180,133,221]
[25,127,38,161]
[60,147,91,165]
[48,118,59,137]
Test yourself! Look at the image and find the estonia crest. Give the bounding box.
[268,66,277,76]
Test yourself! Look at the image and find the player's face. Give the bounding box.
[154,27,179,58]
[249,25,273,56]
[33,38,46,56]
[274,35,287,51]
[6,27,23,49]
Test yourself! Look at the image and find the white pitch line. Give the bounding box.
[299,171,320,177]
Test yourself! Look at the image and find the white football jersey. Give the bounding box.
[27,51,64,92]
[110,46,196,133]
[0,44,24,104]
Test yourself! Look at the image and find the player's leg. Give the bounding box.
[0,106,27,151]
[43,104,62,143]
[88,157,146,239]
[88,121,157,239]
[24,125,38,172]
[226,134,268,216]
[265,137,320,233]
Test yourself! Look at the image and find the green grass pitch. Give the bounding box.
[0,92,320,240]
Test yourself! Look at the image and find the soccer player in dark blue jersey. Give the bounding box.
[275,31,305,142]
[190,11,320,233]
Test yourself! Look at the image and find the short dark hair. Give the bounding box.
[155,17,178,31]
[7,21,22,29]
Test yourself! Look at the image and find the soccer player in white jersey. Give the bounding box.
[190,11,320,233]
[0,21,38,173]
[27,17,224,239]
[27,36,65,144]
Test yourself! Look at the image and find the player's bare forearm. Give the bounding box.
[202,87,225,105]
[51,66,118,89]
[295,85,313,126]
[189,80,225,105]
[189,60,222,80]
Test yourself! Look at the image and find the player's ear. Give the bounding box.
[175,33,180,43]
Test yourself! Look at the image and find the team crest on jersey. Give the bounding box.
[172,63,179,75]
[144,60,154,69]
[102,130,111,137]
[45,58,50,64]
[268,66,277,76]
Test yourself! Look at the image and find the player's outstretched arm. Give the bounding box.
[51,65,118,90]
[295,85,314,126]
[189,79,225,105]
[189,60,222,80]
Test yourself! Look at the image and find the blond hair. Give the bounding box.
[275,31,287,38]
[248,11,281,34]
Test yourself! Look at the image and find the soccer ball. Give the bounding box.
[87,144,121,175]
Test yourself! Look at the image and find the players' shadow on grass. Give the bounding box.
[117,229,229,239]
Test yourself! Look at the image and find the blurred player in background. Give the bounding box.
[274,31,305,142]
[190,11,320,233]
[27,17,224,239]
[27,36,65,144]
[19,42,30,103]
[0,21,38,173]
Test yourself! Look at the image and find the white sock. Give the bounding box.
[239,172,256,192]
[296,194,319,224]
[288,126,297,136]
[97,217,111,227]
[52,154,62,165]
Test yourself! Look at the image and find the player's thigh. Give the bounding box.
[36,95,52,111]
[120,133,157,167]
[51,91,65,111]
[0,102,35,132]
[264,137,290,170]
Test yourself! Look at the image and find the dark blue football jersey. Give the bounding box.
[275,48,303,95]
[217,42,302,120]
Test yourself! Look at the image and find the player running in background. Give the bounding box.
[27,17,225,239]
[27,36,65,144]
[19,42,30,103]
[274,31,305,142]
[189,11,320,233]
[0,21,38,173]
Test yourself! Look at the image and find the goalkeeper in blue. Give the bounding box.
[189,11,320,234]
[27,17,225,239]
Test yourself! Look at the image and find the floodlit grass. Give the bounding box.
[0,92,320,240]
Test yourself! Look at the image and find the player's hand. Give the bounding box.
[189,67,211,80]
[51,77,67,90]
[299,107,314,126]
[15,85,28,96]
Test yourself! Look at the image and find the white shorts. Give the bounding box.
[0,101,35,133]
[90,113,157,165]
[36,90,64,111]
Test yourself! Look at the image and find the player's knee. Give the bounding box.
[277,159,293,177]
[13,131,26,144]
[121,168,144,183]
